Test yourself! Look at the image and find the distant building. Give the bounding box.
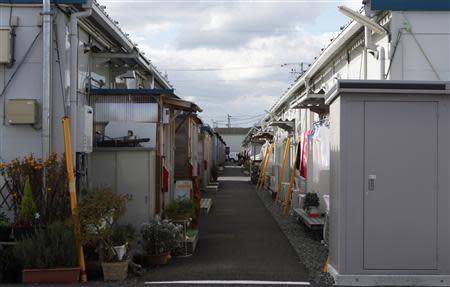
[215,128,251,154]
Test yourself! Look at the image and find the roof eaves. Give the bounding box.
[90,2,172,89]
[264,20,363,121]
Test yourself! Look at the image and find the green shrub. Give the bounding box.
[13,221,78,269]
[165,199,195,220]
[303,192,320,212]
[78,186,130,262]
[0,154,70,225]
[78,186,129,245]
[140,218,182,256]
[0,212,10,228]
[111,224,136,246]
[19,177,36,225]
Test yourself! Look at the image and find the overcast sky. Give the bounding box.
[99,0,362,127]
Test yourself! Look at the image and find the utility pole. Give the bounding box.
[227,114,231,128]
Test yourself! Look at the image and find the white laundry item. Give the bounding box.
[316,125,330,169]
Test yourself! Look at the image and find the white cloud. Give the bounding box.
[98,0,349,127]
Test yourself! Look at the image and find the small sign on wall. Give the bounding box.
[175,180,192,200]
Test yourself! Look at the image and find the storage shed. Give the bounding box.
[327,80,450,286]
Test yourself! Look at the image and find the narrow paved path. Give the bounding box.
[144,165,310,284]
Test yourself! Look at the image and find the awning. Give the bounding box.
[90,88,174,96]
[269,120,295,132]
[251,132,273,142]
[163,96,202,113]
[291,93,329,114]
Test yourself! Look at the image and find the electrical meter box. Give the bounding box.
[162,108,170,124]
[77,105,93,153]
[0,29,12,65]
[6,99,38,124]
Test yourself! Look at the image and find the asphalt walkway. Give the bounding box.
[143,165,310,285]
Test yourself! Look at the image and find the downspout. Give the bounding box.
[363,3,386,80]
[377,45,385,79]
[365,26,386,80]
[363,26,370,80]
[42,0,52,160]
[69,8,92,159]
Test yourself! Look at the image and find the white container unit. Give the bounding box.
[326,80,450,286]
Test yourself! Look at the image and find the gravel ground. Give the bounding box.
[255,187,334,287]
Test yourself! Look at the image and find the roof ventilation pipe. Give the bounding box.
[338,5,388,80]
[69,6,92,158]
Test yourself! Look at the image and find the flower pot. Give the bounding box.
[0,226,11,241]
[101,260,128,281]
[112,244,127,261]
[86,260,103,279]
[142,252,172,266]
[22,267,80,284]
[306,207,320,218]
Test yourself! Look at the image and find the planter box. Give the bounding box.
[22,267,80,284]
[186,229,199,254]
[102,261,128,281]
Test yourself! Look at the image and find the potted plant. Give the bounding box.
[303,192,320,218]
[78,187,130,281]
[165,199,196,221]
[0,212,11,242]
[139,217,182,266]
[13,177,37,240]
[111,224,135,262]
[13,221,79,284]
[210,165,218,182]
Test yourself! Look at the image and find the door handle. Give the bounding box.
[368,175,376,191]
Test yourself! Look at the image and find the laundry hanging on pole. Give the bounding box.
[299,130,310,178]
[295,141,301,170]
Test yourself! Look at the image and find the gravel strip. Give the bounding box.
[254,186,334,287]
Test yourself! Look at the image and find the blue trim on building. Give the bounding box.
[90,88,175,96]
[0,0,86,4]
[372,0,450,11]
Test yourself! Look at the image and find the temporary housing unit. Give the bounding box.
[215,127,250,154]
[174,114,202,193]
[89,93,201,226]
[198,126,214,189]
[0,0,172,161]
[0,0,202,226]
[259,0,450,216]
[327,80,450,286]
[211,132,226,167]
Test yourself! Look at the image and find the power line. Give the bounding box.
[165,62,302,72]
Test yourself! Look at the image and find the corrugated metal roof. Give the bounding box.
[0,0,86,3]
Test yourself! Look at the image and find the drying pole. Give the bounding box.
[256,144,270,188]
[258,144,273,192]
[283,136,301,216]
[256,144,270,190]
[275,136,291,204]
[63,117,87,283]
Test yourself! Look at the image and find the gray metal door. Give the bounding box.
[364,101,438,270]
